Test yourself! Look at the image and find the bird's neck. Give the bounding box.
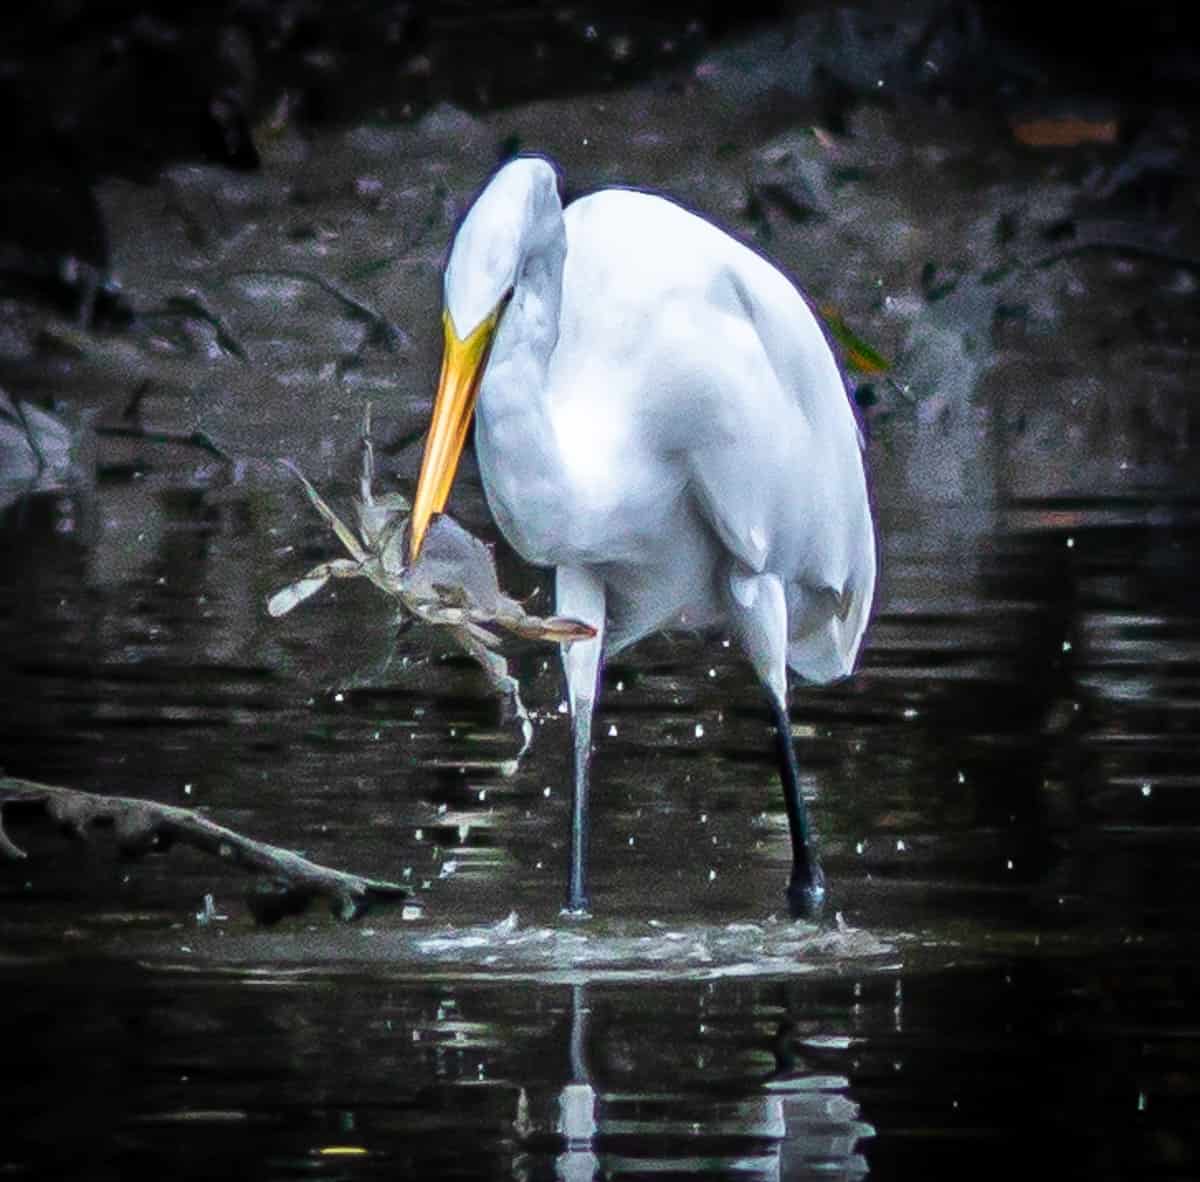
[483,240,563,405]
[474,238,573,561]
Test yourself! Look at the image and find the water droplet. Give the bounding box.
[1141,782,1152,798]
[608,723,618,737]
[543,786,552,797]
[694,723,704,738]
[334,692,344,703]
[708,868,717,881]
[1066,536,1075,548]
[895,839,906,852]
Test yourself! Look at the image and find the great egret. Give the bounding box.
[410,156,875,918]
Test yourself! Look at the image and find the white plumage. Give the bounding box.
[410,156,875,916]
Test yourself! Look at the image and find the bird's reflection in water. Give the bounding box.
[555,984,599,1179]
[532,982,872,1181]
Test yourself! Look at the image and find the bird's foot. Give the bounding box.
[560,902,592,921]
[786,866,826,922]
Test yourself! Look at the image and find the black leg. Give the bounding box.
[769,697,826,920]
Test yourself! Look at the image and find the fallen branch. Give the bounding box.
[0,775,411,923]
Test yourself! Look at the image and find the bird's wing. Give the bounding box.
[559,189,875,677]
[680,247,876,680]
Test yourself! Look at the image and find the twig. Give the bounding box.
[162,292,250,361]
[97,425,234,462]
[0,775,410,923]
[227,268,407,349]
[1034,239,1200,274]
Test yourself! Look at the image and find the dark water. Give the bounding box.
[3,52,1200,1182]
[6,951,1197,1181]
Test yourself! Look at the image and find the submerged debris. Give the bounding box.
[0,388,101,514]
[270,405,594,752]
[0,390,79,486]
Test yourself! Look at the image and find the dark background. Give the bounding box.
[5,0,1200,268]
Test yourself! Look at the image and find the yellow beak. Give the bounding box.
[409,306,501,561]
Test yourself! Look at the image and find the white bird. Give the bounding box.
[409,156,875,918]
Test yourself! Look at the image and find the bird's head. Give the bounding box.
[409,156,563,560]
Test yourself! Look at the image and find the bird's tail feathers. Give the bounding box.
[786,577,872,685]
